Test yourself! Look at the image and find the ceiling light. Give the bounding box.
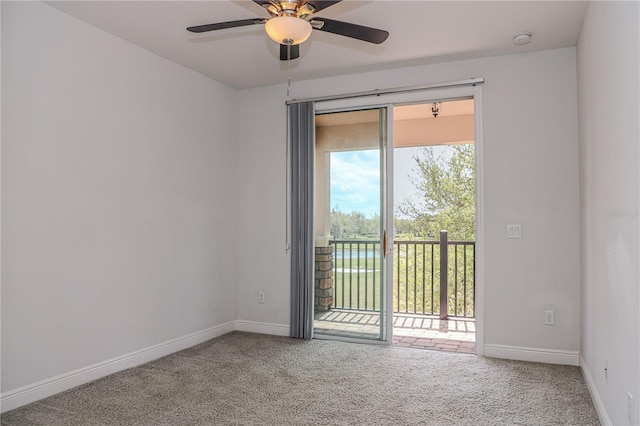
[513,32,532,45]
[265,16,312,45]
[431,102,440,118]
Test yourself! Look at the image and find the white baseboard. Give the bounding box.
[0,321,235,413]
[234,320,290,336]
[0,320,290,413]
[484,343,579,366]
[580,356,612,425]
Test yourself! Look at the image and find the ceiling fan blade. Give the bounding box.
[313,18,389,44]
[304,1,343,13]
[187,19,262,33]
[280,44,300,61]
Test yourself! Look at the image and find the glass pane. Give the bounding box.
[313,108,385,341]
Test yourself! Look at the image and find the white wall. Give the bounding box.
[1,1,237,395]
[577,2,640,425]
[233,84,291,330]
[236,48,581,357]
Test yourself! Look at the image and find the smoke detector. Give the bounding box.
[513,32,532,45]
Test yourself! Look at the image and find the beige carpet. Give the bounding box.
[1,332,599,425]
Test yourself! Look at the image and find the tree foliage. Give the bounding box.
[330,209,379,239]
[397,144,475,241]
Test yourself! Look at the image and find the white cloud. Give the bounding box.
[328,146,459,219]
[330,150,380,216]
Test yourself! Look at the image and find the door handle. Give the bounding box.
[383,229,387,259]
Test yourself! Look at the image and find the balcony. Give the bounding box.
[314,231,475,352]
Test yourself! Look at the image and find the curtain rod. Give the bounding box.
[285,77,484,105]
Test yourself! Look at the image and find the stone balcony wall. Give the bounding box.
[315,246,334,311]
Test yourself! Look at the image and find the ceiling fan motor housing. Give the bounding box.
[264,1,315,19]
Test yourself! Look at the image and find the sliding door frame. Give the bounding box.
[313,103,394,344]
[314,85,484,354]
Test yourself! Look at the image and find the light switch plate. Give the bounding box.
[507,224,522,239]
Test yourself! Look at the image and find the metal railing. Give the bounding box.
[329,231,475,319]
[330,239,382,312]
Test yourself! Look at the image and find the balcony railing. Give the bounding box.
[329,231,475,319]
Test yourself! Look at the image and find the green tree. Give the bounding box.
[330,207,351,239]
[330,208,380,239]
[398,144,475,241]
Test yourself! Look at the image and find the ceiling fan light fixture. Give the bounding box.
[265,16,312,45]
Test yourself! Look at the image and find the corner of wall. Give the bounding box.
[580,356,613,425]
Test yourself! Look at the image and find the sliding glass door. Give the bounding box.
[313,106,392,342]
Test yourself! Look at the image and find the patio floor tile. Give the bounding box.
[315,310,476,354]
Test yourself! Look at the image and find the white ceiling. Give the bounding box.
[47,1,588,90]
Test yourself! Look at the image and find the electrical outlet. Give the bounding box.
[258,292,265,304]
[544,310,555,325]
[628,393,634,424]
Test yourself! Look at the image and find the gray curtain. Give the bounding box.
[289,101,315,339]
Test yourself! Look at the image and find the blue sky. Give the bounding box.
[330,146,451,218]
[330,150,380,217]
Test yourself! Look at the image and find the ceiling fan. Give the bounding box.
[187,0,389,61]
